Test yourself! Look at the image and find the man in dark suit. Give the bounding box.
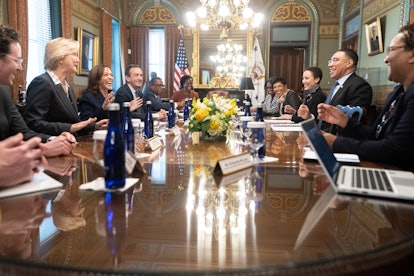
[115,64,145,120]
[0,24,76,187]
[143,77,169,112]
[115,65,166,120]
[322,48,373,133]
[317,23,414,172]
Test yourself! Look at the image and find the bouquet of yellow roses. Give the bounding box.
[188,94,238,137]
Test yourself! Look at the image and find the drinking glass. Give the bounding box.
[247,122,266,161]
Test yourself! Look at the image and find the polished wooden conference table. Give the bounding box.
[1,122,414,275]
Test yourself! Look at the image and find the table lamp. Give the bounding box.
[239,77,255,106]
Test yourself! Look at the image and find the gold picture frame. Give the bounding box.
[77,27,99,75]
[365,17,383,56]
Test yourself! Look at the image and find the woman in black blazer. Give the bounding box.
[25,37,108,137]
[79,64,115,121]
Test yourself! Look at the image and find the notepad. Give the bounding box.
[0,172,63,199]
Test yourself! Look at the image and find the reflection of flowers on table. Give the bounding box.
[188,94,238,137]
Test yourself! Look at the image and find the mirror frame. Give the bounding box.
[191,28,255,89]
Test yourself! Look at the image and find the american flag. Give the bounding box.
[173,35,191,92]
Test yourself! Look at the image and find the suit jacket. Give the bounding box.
[0,85,49,142]
[322,72,373,132]
[143,87,169,111]
[79,90,108,121]
[334,83,414,172]
[279,90,301,116]
[115,84,146,120]
[25,73,95,137]
[292,87,326,123]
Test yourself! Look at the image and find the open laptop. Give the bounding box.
[300,119,414,201]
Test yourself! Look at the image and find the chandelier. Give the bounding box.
[186,0,263,39]
[209,43,246,87]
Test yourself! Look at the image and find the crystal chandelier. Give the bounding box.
[186,0,263,39]
[210,43,247,88]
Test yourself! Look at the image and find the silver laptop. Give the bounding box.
[300,119,414,201]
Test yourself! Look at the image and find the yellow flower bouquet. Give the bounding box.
[188,94,238,141]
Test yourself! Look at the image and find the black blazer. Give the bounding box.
[334,83,414,172]
[79,90,108,121]
[322,72,373,132]
[0,85,49,142]
[115,84,146,120]
[25,73,95,137]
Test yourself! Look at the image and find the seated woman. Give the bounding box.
[251,77,279,116]
[25,37,107,137]
[273,76,301,117]
[79,64,115,121]
[291,67,326,123]
[171,75,199,109]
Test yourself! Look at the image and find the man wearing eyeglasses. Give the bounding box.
[320,48,373,133]
[143,77,170,113]
[0,24,76,187]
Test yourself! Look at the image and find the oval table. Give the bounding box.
[1,126,414,275]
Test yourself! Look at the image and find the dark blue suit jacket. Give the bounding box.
[322,72,373,132]
[334,83,414,172]
[115,84,146,120]
[25,73,95,137]
[143,87,169,111]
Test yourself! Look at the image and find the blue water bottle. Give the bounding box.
[168,99,175,128]
[256,103,264,122]
[122,102,134,154]
[104,103,125,189]
[183,98,190,121]
[144,100,154,138]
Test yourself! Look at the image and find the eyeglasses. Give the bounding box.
[153,84,165,87]
[2,54,24,65]
[386,45,405,54]
[328,58,340,64]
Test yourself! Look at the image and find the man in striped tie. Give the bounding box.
[320,48,373,133]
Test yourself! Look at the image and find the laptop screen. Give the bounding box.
[300,119,340,179]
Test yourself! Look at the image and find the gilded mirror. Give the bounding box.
[192,28,254,89]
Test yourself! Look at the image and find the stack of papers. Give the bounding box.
[271,122,302,131]
[0,172,63,199]
[303,148,360,164]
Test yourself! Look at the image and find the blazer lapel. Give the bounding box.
[54,84,79,119]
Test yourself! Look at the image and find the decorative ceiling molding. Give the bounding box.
[272,3,311,22]
[140,6,176,24]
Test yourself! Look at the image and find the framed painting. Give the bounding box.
[365,17,383,56]
[77,27,99,75]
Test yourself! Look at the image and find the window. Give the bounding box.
[148,28,165,82]
[112,19,122,90]
[26,0,52,85]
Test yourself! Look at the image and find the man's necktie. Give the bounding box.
[135,89,141,99]
[326,82,339,104]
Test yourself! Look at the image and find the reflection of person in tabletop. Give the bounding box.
[0,194,49,258]
[50,160,86,232]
